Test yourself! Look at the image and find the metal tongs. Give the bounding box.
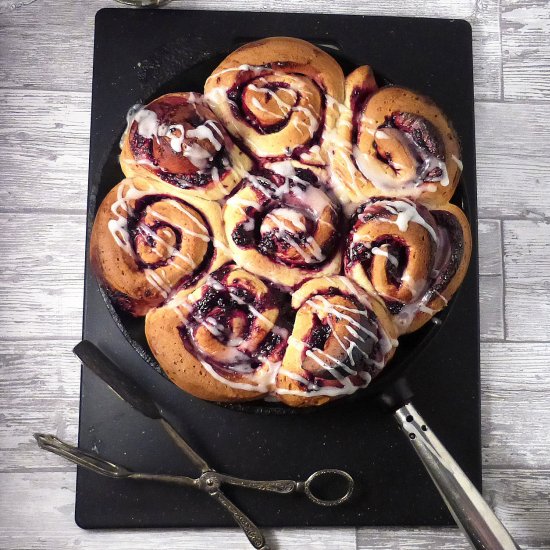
[35,341,354,550]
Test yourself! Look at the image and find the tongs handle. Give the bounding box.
[215,469,354,506]
[215,473,296,494]
[208,489,270,550]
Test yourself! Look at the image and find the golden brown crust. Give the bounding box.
[275,276,397,407]
[344,198,472,335]
[120,92,252,200]
[90,177,231,316]
[204,37,344,167]
[145,265,286,402]
[329,68,461,206]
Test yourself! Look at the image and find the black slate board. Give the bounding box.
[77,8,481,529]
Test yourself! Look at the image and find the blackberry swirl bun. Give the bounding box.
[223,162,342,288]
[120,92,252,200]
[276,276,397,407]
[344,198,471,334]
[90,178,230,316]
[145,264,288,402]
[329,66,461,206]
[204,37,344,169]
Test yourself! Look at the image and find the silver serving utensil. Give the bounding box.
[34,341,354,550]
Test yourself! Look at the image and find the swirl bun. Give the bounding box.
[329,66,461,206]
[145,264,288,402]
[344,198,472,334]
[223,162,342,288]
[120,92,252,200]
[204,37,344,170]
[90,178,230,316]
[276,276,397,407]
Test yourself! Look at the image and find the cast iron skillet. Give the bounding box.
[93,47,518,548]
[95,48,458,414]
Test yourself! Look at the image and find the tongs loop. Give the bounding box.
[301,469,354,507]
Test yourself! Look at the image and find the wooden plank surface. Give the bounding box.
[504,220,550,341]
[502,0,550,100]
[475,102,550,218]
[1,0,549,548]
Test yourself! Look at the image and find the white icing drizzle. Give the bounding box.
[291,105,319,138]
[126,103,225,176]
[205,63,266,84]
[137,221,198,269]
[305,350,348,384]
[262,214,325,264]
[371,245,399,268]
[374,199,439,243]
[144,269,171,298]
[247,83,297,116]
[266,209,307,232]
[187,122,223,151]
[182,142,212,169]
[278,368,316,388]
[275,375,371,398]
[314,347,357,375]
[149,206,209,243]
[251,97,286,120]
[451,154,463,171]
[133,108,159,139]
[106,181,222,300]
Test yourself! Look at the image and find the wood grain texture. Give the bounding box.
[0,90,90,211]
[479,275,505,340]
[1,0,549,548]
[475,102,550,218]
[471,0,502,100]
[0,213,85,339]
[478,220,503,276]
[504,220,550,341]
[0,469,548,549]
[358,469,550,548]
[502,0,550,100]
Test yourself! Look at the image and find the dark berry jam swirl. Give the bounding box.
[179,264,288,376]
[345,198,466,328]
[228,168,340,269]
[126,194,213,274]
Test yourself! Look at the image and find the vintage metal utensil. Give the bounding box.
[35,340,354,550]
[35,433,352,550]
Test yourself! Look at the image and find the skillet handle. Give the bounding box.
[394,403,520,550]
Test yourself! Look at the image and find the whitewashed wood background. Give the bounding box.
[0,0,549,548]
